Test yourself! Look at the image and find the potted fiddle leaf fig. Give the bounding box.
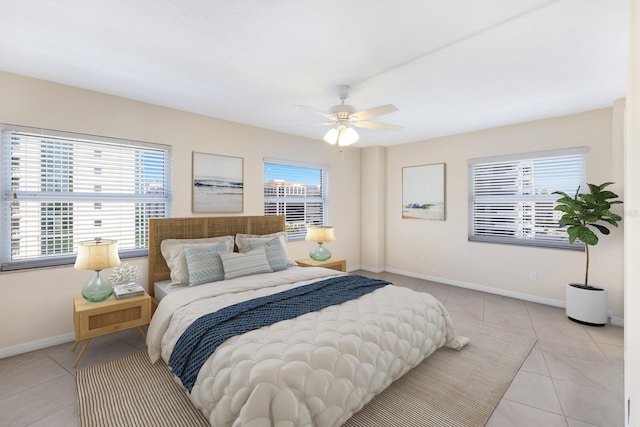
[553,182,623,326]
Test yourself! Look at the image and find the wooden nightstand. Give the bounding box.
[296,258,347,272]
[72,293,152,368]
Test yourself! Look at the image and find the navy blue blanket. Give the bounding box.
[168,274,390,391]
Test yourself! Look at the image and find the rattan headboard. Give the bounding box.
[147,215,285,297]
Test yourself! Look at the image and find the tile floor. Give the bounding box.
[0,271,624,426]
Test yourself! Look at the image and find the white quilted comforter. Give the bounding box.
[147,267,468,427]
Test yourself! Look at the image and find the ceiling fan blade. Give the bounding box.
[296,104,334,120]
[350,104,398,121]
[352,120,402,131]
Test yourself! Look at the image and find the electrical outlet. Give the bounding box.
[420,255,426,264]
[529,271,538,281]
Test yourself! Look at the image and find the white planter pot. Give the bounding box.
[565,283,608,326]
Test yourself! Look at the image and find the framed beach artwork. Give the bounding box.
[192,152,243,213]
[402,163,446,220]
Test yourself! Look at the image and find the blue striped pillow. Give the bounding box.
[183,242,227,286]
[219,247,273,280]
[248,237,288,272]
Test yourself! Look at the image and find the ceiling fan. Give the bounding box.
[299,85,401,147]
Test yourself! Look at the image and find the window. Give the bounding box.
[1,124,172,270]
[469,148,586,249]
[264,158,328,240]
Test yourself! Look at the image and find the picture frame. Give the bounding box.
[402,163,446,220]
[192,152,244,213]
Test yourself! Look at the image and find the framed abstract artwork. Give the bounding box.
[402,163,446,220]
[192,152,243,213]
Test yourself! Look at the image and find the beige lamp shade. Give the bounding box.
[305,226,336,243]
[74,238,121,271]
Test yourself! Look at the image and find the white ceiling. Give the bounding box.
[0,0,628,147]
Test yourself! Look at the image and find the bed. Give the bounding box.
[146,216,468,427]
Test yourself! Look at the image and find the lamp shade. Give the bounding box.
[74,238,121,271]
[305,226,336,243]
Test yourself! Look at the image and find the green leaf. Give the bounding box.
[591,224,610,235]
[577,227,599,245]
[554,205,575,214]
[599,190,619,200]
[567,226,581,243]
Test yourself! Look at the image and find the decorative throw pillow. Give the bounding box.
[235,232,296,266]
[183,242,228,286]
[219,247,273,280]
[160,236,234,286]
[248,237,288,272]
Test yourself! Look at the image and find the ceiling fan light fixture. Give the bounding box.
[323,127,339,145]
[323,124,359,147]
[338,126,359,146]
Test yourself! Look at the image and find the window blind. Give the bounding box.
[1,124,172,270]
[264,159,328,240]
[469,148,586,250]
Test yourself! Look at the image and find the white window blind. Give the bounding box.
[1,124,172,270]
[264,158,328,240]
[469,148,586,250]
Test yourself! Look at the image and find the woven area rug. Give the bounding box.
[76,320,536,427]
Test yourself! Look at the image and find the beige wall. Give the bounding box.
[0,71,361,354]
[383,107,625,321]
[0,70,626,357]
[360,146,387,272]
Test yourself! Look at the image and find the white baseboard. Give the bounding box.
[385,267,565,306]
[0,332,75,359]
[384,267,624,327]
[356,265,384,273]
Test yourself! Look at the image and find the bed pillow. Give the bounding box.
[219,247,273,280]
[248,237,288,272]
[183,243,227,286]
[160,236,234,286]
[235,232,296,266]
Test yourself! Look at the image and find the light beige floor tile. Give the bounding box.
[486,399,568,427]
[525,301,567,320]
[442,301,484,323]
[484,296,534,331]
[585,325,623,346]
[111,327,148,351]
[566,418,599,427]
[544,351,623,396]
[520,345,550,377]
[0,355,68,401]
[47,334,139,372]
[0,349,47,371]
[28,403,78,427]
[0,374,77,427]
[444,287,486,307]
[554,377,624,427]
[536,333,608,363]
[529,316,593,342]
[503,371,564,414]
[597,341,624,367]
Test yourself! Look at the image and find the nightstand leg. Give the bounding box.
[73,339,91,368]
[71,340,80,352]
[137,326,147,338]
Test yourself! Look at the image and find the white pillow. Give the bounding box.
[235,232,296,266]
[219,247,273,280]
[160,236,234,286]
